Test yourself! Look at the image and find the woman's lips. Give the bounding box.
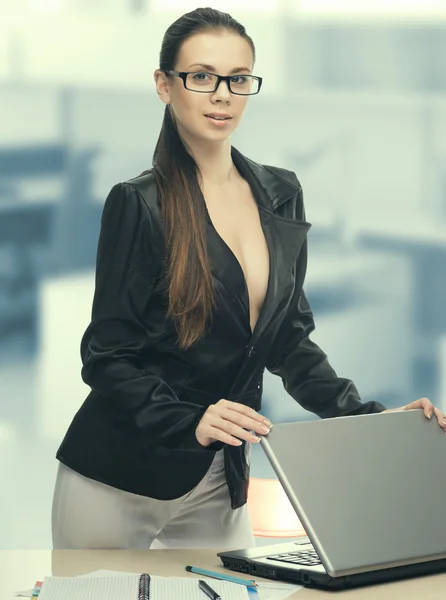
[205,115,233,126]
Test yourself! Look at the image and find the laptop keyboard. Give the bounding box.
[266,548,322,567]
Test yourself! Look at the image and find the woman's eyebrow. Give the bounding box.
[187,63,252,73]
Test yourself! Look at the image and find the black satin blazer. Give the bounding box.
[56,146,386,509]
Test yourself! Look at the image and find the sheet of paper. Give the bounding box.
[255,581,302,599]
[89,569,302,599]
[82,568,301,598]
[14,571,123,597]
[24,572,249,600]
[80,569,250,598]
[37,574,139,600]
[151,577,249,599]
[16,568,300,600]
[86,570,302,599]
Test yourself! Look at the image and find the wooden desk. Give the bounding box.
[1,550,445,599]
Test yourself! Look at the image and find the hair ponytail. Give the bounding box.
[152,7,256,349]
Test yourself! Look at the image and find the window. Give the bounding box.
[153,0,278,13]
[297,0,446,17]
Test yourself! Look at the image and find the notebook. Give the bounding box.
[36,573,249,600]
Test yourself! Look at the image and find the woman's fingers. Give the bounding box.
[196,417,258,447]
[221,408,271,436]
[195,399,273,447]
[201,425,245,447]
[432,406,446,432]
[403,398,446,431]
[208,403,269,441]
[220,399,272,426]
[208,419,263,445]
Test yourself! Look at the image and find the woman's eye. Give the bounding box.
[231,76,248,84]
[193,72,210,80]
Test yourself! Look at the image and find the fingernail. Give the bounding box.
[443,418,446,426]
[260,425,270,434]
[427,412,432,419]
[263,419,272,427]
[252,436,261,443]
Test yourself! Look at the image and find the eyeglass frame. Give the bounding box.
[165,69,263,96]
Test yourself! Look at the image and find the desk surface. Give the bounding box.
[1,550,445,599]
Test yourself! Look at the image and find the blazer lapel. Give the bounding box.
[203,146,312,361]
[231,147,312,349]
[251,206,311,347]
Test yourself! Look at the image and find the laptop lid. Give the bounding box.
[260,409,446,578]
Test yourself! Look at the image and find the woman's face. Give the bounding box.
[155,30,255,146]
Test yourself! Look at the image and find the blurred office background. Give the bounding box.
[1,0,446,549]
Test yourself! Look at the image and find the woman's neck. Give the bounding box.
[181,133,238,187]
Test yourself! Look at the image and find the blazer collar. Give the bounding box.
[206,146,311,378]
[231,146,301,212]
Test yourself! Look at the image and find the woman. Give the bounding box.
[51,7,446,551]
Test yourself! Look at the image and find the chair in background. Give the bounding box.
[247,477,307,538]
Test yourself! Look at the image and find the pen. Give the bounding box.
[185,565,257,588]
[199,579,221,600]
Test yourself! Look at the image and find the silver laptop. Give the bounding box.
[218,410,446,590]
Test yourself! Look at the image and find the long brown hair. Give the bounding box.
[152,7,256,350]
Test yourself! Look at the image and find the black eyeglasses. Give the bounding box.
[165,70,262,96]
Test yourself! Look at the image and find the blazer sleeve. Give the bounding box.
[80,182,211,452]
[266,178,387,418]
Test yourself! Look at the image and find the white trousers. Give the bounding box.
[51,449,255,550]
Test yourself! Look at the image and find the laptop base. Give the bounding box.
[218,553,446,591]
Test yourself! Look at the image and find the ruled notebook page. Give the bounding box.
[37,574,249,600]
[37,574,140,600]
[151,576,250,599]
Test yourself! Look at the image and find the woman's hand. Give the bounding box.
[195,399,272,447]
[383,397,446,432]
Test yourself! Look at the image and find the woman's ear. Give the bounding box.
[153,69,171,105]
